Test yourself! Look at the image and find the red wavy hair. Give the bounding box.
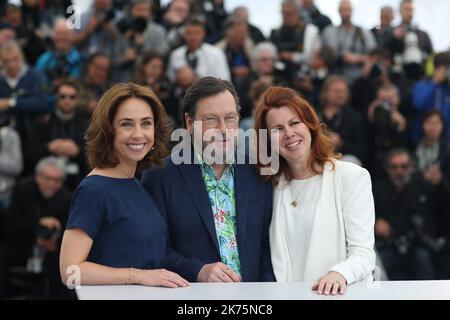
[254,86,339,184]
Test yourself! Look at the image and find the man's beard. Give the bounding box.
[391,174,411,189]
[201,136,237,166]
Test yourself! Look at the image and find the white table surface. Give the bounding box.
[76,280,450,300]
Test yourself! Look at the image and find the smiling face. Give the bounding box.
[265,106,312,168]
[112,98,154,170]
[185,90,239,161]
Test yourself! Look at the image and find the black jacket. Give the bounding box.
[24,112,89,190]
[5,176,72,261]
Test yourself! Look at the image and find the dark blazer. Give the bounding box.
[141,152,275,282]
[0,67,49,141]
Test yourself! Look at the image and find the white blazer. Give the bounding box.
[270,160,376,284]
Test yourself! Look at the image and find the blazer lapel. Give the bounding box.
[234,163,250,251]
[177,162,220,253]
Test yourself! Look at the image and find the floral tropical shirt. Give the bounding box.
[197,155,241,276]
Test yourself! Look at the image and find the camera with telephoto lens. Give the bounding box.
[410,214,447,253]
[369,63,384,79]
[374,100,392,126]
[45,55,70,81]
[117,17,148,34]
[35,224,61,241]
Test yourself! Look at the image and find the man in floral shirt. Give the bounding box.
[142,77,274,282]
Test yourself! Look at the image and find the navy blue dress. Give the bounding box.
[66,175,166,269]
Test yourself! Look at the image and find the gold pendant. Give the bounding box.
[291,201,297,207]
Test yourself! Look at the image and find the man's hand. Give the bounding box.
[329,132,343,149]
[197,262,241,282]
[390,110,407,132]
[232,66,251,78]
[48,139,65,155]
[279,51,295,63]
[393,27,406,39]
[86,15,101,34]
[342,52,366,65]
[37,236,58,252]
[122,48,138,63]
[375,218,391,238]
[48,139,79,157]
[424,165,443,186]
[36,217,62,253]
[39,217,61,230]
[0,98,11,111]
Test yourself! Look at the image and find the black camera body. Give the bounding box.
[369,63,384,79]
[374,101,392,126]
[45,55,70,81]
[35,224,61,241]
[381,214,447,255]
[102,8,116,24]
[117,17,148,34]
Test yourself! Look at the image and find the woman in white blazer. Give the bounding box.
[254,86,375,295]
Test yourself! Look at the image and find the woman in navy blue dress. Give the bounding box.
[59,83,189,288]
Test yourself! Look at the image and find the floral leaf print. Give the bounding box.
[199,162,241,276]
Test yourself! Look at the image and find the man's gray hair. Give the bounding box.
[282,0,301,11]
[251,41,278,69]
[0,40,23,57]
[35,156,67,179]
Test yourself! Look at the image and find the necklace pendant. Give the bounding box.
[290,201,297,208]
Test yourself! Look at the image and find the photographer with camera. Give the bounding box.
[386,0,433,81]
[367,83,409,178]
[293,45,335,107]
[4,156,72,298]
[319,75,367,164]
[74,0,122,58]
[374,148,440,280]
[413,51,450,141]
[23,80,88,191]
[322,0,376,85]
[114,0,168,82]
[270,0,320,87]
[35,19,83,88]
[352,49,409,119]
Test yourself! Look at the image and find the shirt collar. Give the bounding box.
[2,64,28,83]
[195,150,236,171]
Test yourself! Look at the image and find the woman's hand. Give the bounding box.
[137,269,190,288]
[312,271,347,295]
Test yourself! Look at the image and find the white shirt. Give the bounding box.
[270,160,376,284]
[166,43,231,82]
[2,65,28,89]
[276,175,322,281]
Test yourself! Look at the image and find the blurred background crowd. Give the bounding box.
[0,0,449,299]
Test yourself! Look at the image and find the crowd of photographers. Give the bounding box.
[0,0,449,299]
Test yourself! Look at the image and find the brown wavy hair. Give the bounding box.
[85,83,171,171]
[254,86,339,184]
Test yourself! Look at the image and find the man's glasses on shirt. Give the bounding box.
[58,94,77,100]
